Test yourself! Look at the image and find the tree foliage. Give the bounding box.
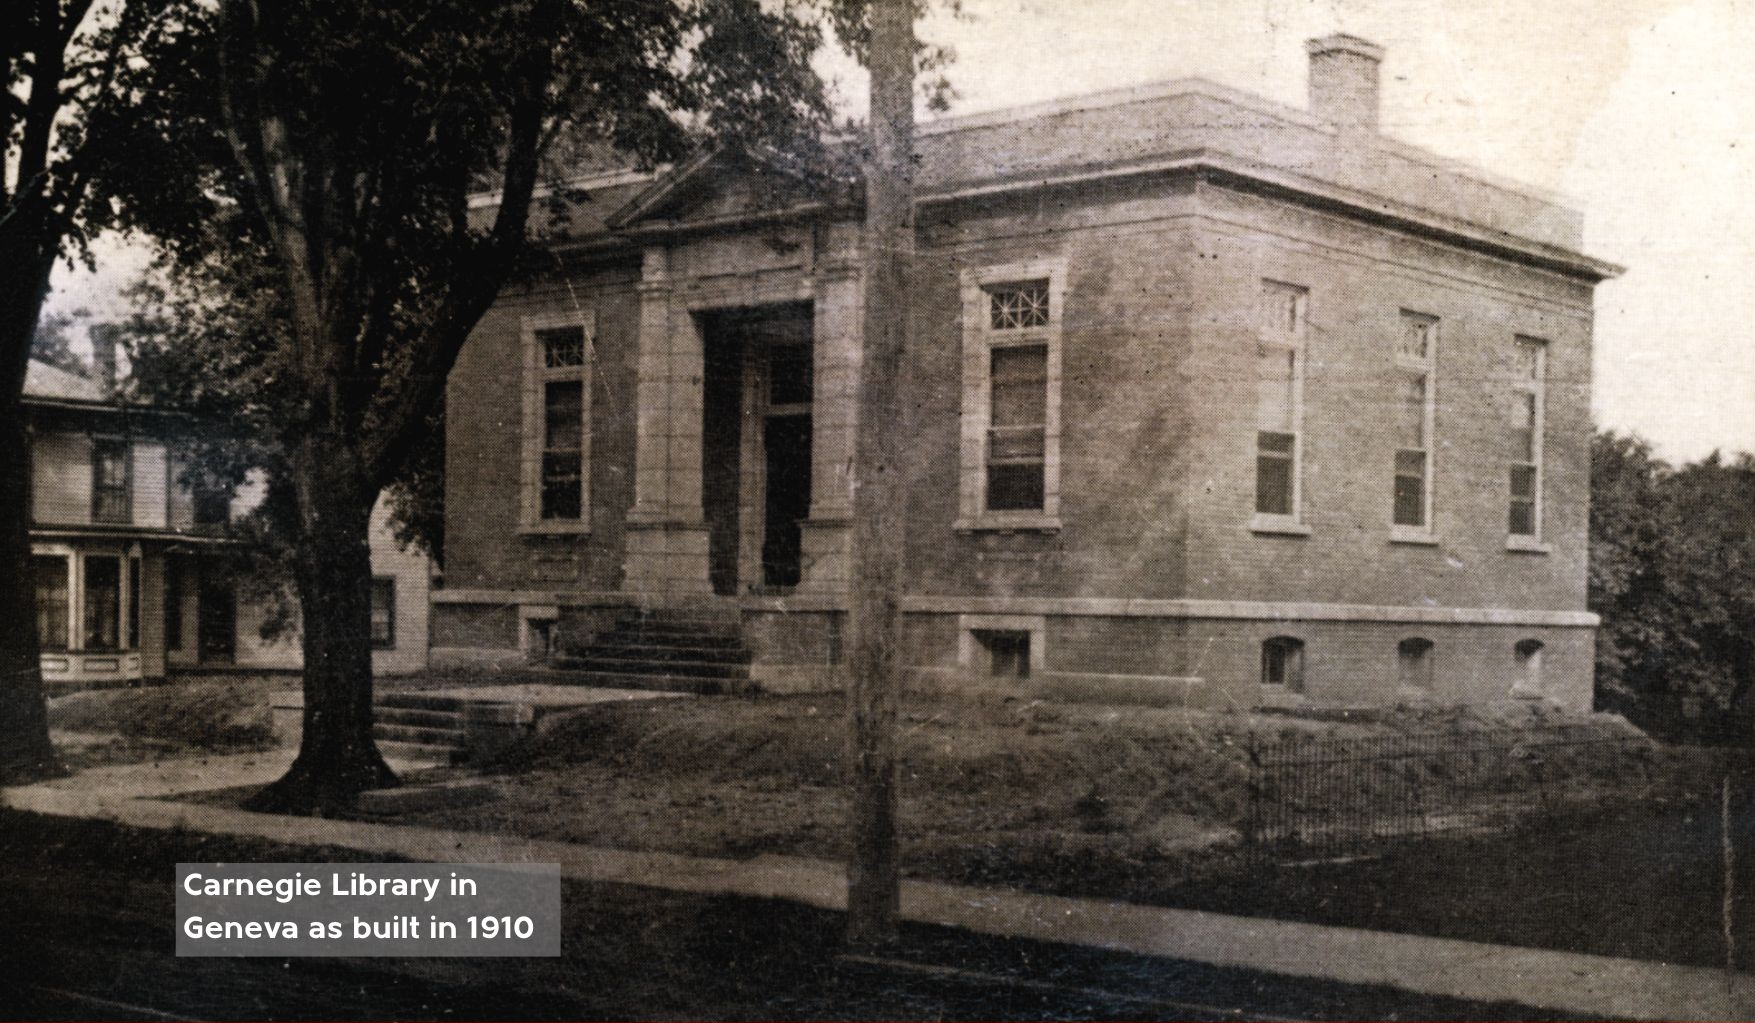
[1591,430,1755,736]
[123,0,849,810]
[2,0,205,783]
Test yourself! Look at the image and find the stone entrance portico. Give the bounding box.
[621,222,862,602]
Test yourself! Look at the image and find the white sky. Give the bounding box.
[50,0,1752,462]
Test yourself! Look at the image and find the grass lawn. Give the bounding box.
[354,689,1743,970]
[47,675,282,769]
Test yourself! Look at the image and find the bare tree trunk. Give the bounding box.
[243,439,394,811]
[0,252,63,784]
[846,0,915,949]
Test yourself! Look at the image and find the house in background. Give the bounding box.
[25,337,431,688]
[434,35,1620,711]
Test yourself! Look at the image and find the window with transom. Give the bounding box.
[521,314,594,530]
[1392,312,1438,536]
[959,263,1065,528]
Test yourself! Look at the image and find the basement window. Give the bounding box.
[975,630,1032,679]
[1261,636,1305,692]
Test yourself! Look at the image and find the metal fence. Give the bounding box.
[1243,724,1652,863]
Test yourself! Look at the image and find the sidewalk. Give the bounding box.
[7,749,1752,1022]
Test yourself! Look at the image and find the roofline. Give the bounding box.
[21,395,187,417]
[917,74,1579,213]
[467,165,659,210]
[916,150,1621,281]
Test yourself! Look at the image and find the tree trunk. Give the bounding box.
[0,393,62,784]
[243,441,395,812]
[0,250,63,785]
[846,0,915,949]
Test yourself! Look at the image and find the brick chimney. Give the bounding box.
[1306,34,1384,133]
[89,322,120,395]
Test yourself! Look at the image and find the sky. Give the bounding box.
[48,0,1753,463]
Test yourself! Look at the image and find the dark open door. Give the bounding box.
[762,413,812,588]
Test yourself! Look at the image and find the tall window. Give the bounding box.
[127,555,141,649]
[33,555,69,651]
[83,555,121,651]
[1393,313,1438,534]
[1261,636,1305,691]
[370,577,396,649]
[1254,282,1306,523]
[521,315,593,529]
[92,438,130,524]
[164,557,184,652]
[1509,338,1547,540]
[1397,637,1435,690]
[959,262,1065,527]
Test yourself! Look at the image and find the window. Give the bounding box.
[164,558,184,651]
[1513,639,1545,697]
[1397,637,1435,690]
[370,577,396,649]
[1261,636,1305,691]
[83,556,121,651]
[92,438,130,524]
[521,314,594,530]
[1509,338,1547,541]
[987,343,1048,511]
[959,262,1065,528]
[127,555,141,650]
[975,629,1032,679]
[33,555,69,651]
[193,482,231,527]
[1254,283,1306,525]
[1392,313,1438,535]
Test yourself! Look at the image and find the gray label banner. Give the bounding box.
[176,862,561,957]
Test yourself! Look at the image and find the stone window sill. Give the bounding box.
[519,521,592,537]
[953,515,1062,534]
[1389,526,1440,546]
[1249,514,1311,537]
[1505,535,1552,554]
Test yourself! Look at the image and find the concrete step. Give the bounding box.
[573,642,753,664]
[541,665,734,694]
[612,619,743,640]
[556,655,750,679]
[375,706,464,729]
[374,722,468,747]
[377,692,468,713]
[376,738,466,764]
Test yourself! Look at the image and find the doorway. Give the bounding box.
[700,304,813,596]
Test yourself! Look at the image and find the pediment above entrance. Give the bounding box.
[608,147,855,236]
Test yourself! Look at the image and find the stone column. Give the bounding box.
[624,245,713,595]
[799,224,861,596]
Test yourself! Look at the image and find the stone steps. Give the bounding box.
[373,692,469,763]
[551,609,755,693]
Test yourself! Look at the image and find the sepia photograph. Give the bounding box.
[3,0,1753,1019]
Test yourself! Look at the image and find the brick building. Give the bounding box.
[434,36,1620,711]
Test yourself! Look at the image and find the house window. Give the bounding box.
[193,482,231,527]
[92,438,131,524]
[975,629,1032,679]
[83,555,121,651]
[33,555,69,652]
[1254,283,1306,523]
[1513,638,1545,697]
[1393,313,1438,535]
[127,555,141,649]
[521,315,593,529]
[1397,637,1435,690]
[369,577,396,649]
[959,262,1065,528]
[1509,338,1547,539]
[1261,636,1305,691]
[164,557,184,651]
